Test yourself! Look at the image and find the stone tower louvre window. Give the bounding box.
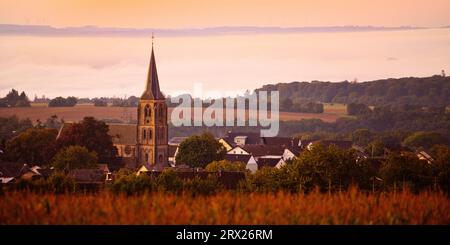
[143,129,147,139]
[148,129,152,140]
[144,104,151,123]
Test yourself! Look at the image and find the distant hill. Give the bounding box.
[256,76,450,107]
[0,24,424,37]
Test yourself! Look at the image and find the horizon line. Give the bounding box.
[1,24,448,37]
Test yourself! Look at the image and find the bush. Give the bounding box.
[155,169,183,193]
[379,152,433,192]
[183,175,222,195]
[205,160,246,172]
[46,172,76,194]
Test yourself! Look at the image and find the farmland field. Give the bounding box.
[1,189,448,224]
[0,103,347,123]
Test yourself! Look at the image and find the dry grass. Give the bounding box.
[0,104,346,123]
[1,189,448,225]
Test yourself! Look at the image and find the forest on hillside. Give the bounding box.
[256,75,450,106]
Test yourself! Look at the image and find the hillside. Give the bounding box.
[256,75,450,106]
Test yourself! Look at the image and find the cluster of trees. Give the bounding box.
[347,103,371,115]
[1,117,116,172]
[281,98,324,113]
[256,76,450,107]
[48,96,77,107]
[0,89,30,107]
[0,116,33,148]
[8,171,76,194]
[240,144,450,193]
[109,169,222,195]
[111,96,139,107]
[168,104,449,140]
[93,99,108,107]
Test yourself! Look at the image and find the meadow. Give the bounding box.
[1,189,449,225]
[0,103,347,123]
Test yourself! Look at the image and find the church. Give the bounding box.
[113,43,169,170]
[59,43,169,170]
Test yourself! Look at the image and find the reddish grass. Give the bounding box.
[1,189,449,224]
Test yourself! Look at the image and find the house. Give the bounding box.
[257,157,286,169]
[219,132,262,150]
[0,162,43,181]
[168,145,179,166]
[137,162,168,175]
[417,151,434,164]
[228,144,290,159]
[168,137,189,146]
[307,140,353,151]
[225,154,258,173]
[97,164,110,174]
[68,169,106,190]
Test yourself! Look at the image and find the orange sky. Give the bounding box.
[1,0,450,28]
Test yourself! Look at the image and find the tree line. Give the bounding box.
[256,75,450,107]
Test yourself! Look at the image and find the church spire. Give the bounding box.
[141,35,164,100]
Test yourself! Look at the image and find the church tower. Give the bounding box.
[137,41,168,167]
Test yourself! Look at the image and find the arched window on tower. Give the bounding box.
[143,129,146,139]
[148,129,152,140]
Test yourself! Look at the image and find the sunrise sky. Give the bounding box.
[1,0,450,28]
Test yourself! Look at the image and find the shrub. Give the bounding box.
[109,170,154,195]
[183,175,222,196]
[46,172,76,194]
[155,169,183,193]
[205,160,246,172]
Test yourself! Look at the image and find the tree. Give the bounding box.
[4,128,58,164]
[430,145,450,192]
[52,145,98,172]
[292,144,372,192]
[351,129,373,147]
[379,152,432,192]
[205,160,246,172]
[403,131,446,150]
[347,103,370,115]
[175,132,226,168]
[0,116,33,149]
[281,98,293,111]
[0,89,30,107]
[93,99,107,107]
[47,117,117,163]
[48,96,77,107]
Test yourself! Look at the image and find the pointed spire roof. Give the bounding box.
[141,43,164,100]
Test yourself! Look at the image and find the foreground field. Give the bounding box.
[1,189,449,224]
[0,103,346,123]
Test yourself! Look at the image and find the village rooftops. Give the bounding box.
[225,154,253,163]
[68,169,106,184]
[309,140,353,150]
[241,144,286,157]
